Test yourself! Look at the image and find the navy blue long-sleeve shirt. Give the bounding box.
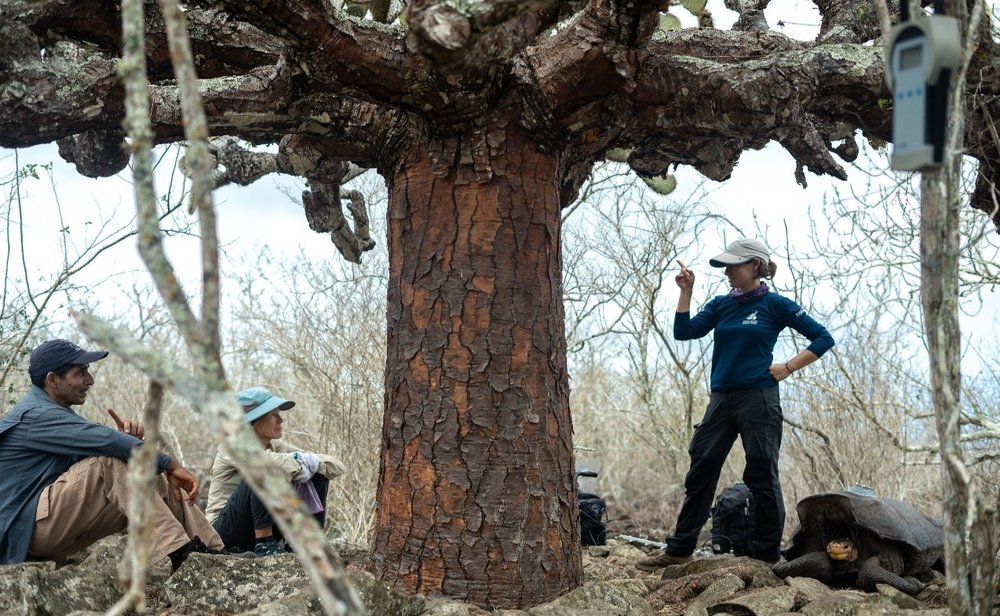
[674,292,834,392]
[0,386,171,564]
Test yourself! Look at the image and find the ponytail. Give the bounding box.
[753,258,777,280]
[765,260,778,279]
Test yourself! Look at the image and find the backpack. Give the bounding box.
[578,492,607,546]
[710,482,755,556]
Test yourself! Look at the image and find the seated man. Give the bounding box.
[0,339,224,570]
[206,387,344,556]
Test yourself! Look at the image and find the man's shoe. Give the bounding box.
[254,537,284,557]
[169,536,225,571]
[635,550,693,571]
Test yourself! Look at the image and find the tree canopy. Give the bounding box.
[3,0,997,253]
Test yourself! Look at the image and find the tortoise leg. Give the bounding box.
[772,551,834,583]
[857,556,925,594]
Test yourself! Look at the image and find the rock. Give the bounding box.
[851,606,948,616]
[708,585,797,615]
[347,568,425,616]
[0,560,57,615]
[584,557,629,584]
[798,589,868,615]
[584,541,650,584]
[237,584,323,616]
[421,598,495,615]
[0,535,127,616]
[165,552,309,612]
[527,579,652,616]
[602,542,651,574]
[165,553,422,616]
[648,557,783,612]
[585,544,613,558]
[874,584,927,610]
[661,555,784,589]
[688,573,746,610]
[783,576,842,604]
[3,529,956,616]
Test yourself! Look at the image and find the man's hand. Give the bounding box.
[107,408,145,439]
[165,463,199,505]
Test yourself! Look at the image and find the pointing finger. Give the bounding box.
[106,408,125,430]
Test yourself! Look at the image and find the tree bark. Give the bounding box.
[370,126,582,608]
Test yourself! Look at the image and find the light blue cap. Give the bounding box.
[236,387,295,423]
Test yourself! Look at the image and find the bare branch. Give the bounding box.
[119,0,202,349]
[106,381,164,616]
[158,0,223,379]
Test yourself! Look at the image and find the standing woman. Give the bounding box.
[636,238,834,569]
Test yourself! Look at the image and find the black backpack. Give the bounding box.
[710,482,755,556]
[577,470,607,546]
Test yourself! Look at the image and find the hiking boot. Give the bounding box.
[635,550,693,571]
[169,536,225,571]
[254,537,284,557]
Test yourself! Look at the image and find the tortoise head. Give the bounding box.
[826,538,858,562]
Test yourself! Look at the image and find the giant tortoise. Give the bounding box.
[772,487,944,594]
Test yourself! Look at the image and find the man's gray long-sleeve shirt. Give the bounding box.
[0,386,170,564]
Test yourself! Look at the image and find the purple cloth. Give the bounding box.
[729,283,769,304]
[295,480,325,515]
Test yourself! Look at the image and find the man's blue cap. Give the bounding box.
[28,339,109,380]
[236,387,295,423]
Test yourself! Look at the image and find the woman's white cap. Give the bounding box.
[709,239,770,268]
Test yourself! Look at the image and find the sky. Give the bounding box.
[2,0,999,375]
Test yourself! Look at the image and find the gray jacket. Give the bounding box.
[0,386,170,564]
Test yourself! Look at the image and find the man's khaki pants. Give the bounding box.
[28,456,223,565]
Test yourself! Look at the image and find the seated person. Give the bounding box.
[0,339,224,570]
[206,387,344,556]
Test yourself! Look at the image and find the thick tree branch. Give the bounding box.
[6,0,283,77]
[0,27,123,148]
[404,0,556,76]
[194,0,420,100]
[814,0,892,43]
[725,0,770,32]
[624,31,887,182]
[56,130,130,178]
[522,0,661,121]
[201,136,377,262]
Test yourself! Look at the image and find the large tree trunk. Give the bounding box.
[369,128,583,608]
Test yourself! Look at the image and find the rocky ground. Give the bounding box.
[0,533,960,616]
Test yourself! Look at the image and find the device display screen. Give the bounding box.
[900,45,922,70]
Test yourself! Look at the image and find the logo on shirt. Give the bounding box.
[743,311,758,325]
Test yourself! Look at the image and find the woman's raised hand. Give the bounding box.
[675,260,695,290]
